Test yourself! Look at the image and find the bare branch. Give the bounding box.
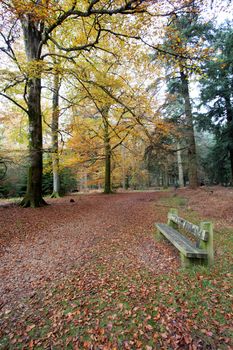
[0,92,28,114]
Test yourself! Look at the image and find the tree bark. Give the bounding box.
[103,107,112,194]
[104,144,111,194]
[51,73,61,198]
[177,142,184,187]
[180,67,198,189]
[20,18,46,207]
[163,164,168,188]
[121,144,126,190]
[224,95,233,184]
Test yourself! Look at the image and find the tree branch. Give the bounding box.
[0,92,28,114]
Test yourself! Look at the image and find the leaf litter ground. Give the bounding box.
[0,188,232,349]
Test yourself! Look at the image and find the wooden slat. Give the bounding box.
[168,214,209,241]
[156,223,208,258]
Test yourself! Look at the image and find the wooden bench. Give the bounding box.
[155,208,214,268]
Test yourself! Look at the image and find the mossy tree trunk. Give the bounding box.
[20,18,46,207]
[180,67,198,189]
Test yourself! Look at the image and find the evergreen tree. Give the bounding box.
[197,23,233,183]
[155,6,213,188]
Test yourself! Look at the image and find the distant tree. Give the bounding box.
[156,5,214,188]
[67,65,153,194]
[50,69,61,198]
[0,158,7,181]
[197,23,233,183]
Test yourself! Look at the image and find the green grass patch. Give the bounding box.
[159,194,188,208]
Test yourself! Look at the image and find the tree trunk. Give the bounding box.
[180,67,198,189]
[51,73,61,198]
[229,149,233,185]
[104,145,111,193]
[20,18,46,207]
[121,144,126,190]
[177,142,184,187]
[84,173,88,192]
[163,165,168,188]
[103,108,112,194]
[224,95,233,184]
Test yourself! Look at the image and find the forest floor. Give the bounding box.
[0,187,232,349]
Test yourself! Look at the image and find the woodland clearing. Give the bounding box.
[0,188,232,349]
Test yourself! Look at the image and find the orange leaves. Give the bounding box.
[26,323,36,332]
[12,0,56,22]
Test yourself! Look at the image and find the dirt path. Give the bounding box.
[0,192,178,311]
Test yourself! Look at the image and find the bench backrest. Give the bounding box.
[168,212,209,241]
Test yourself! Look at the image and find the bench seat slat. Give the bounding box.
[156,223,208,259]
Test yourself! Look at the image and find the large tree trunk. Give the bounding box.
[104,145,111,194]
[103,108,112,194]
[180,68,198,189]
[51,73,60,198]
[20,18,46,207]
[224,95,233,184]
[177,142,184,187]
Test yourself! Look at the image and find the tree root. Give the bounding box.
[20,196,48,208]
[50,191,60,198]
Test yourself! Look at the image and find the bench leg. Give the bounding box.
[180,254,208,268]
[180,254,192,268]
[156,229,165,241]
[200,222,214,266]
